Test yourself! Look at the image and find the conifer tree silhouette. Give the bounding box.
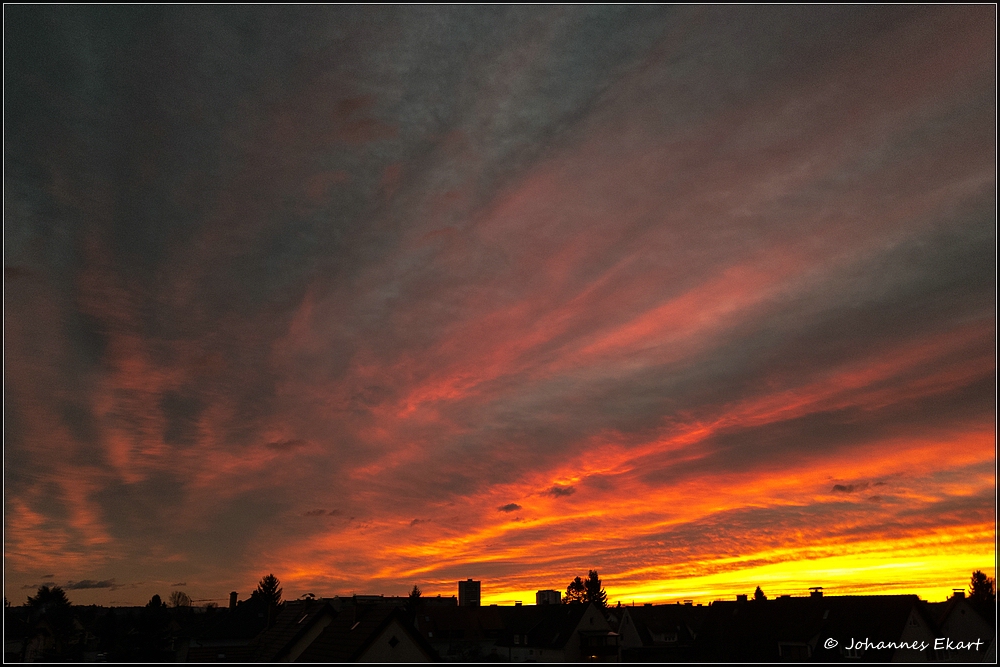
[584,570,608,608]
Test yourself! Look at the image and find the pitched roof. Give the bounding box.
[415,603,505,643]
[249,599,335,662]
[494,603,603,650]
[696,595,933,662]
[296,604,436,662]
[622,604,710,645]
[190,602,269,642]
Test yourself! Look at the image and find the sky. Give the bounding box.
[4,6,995,607]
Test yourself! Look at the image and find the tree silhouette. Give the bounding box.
[584,570,608,608]
[564,576,586,604]
[26,585,71,611]
[250,573,283,627]
[754,586,767,601]
[169,591,192,608]
[405,585,423,617]
[968,570,996,622]
[25,586,73,660]
[969,570,995,603]
[252,574,283,607]
[131,594,171,661]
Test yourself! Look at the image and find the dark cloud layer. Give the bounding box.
[4,6,994,605]
[65,579,117,590]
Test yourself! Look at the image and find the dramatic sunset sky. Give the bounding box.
[5,6,995,607]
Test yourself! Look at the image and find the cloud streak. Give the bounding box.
[4,6,994,606]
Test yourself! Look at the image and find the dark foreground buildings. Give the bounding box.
[3,589,993,662]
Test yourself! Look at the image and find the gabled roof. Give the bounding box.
[494,603,606,650]
[622,604,710,645]
[923,596,993,635]
[249,599,335,662]
[191,602,269,642]
[415,603,505,643]
[296,604,437,662]
[696,595,934,662]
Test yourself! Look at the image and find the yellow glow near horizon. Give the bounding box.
[473,527,996,606]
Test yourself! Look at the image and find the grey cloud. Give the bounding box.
[266,439,308,452]
[498,503,522,512]
[640,376,993,488]
[172,582,187,587]
[2,4,992,601]
[65,579,116,590]
[545,485,576,498]
[832,483,870,494]
[161,390,204,447]
[387,213,995,502]
[303,509,327,517]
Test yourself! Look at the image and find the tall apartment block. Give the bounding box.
[536,589,561,605]
[458,578,481,607]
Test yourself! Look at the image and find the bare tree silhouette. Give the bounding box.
[169,591,192,608]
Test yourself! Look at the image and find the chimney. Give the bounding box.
[952,589,966,599]
[809,587,823,598]
[514,601,522,606]
[736,594,748,602]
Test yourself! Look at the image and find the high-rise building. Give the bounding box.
[536,589,561,605]
[458,579,481,607]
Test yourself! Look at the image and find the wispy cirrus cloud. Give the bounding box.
[4,5,994,606]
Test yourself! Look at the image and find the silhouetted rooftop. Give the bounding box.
[696,594,938,662]
[298,604,437,662]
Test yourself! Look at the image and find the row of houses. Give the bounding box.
[611,591,994,663]
[187,589,994,662]
[182,595,618,663]
[5,590,994,662]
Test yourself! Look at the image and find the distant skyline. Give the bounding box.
[4,6,995,607]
